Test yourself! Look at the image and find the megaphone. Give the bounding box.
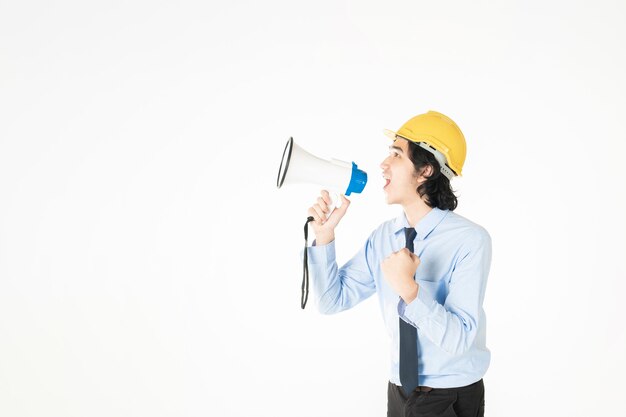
[276,137,368,213]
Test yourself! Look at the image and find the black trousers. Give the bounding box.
[387,379,485,417]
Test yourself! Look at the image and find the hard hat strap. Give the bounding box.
[301,216,315,309]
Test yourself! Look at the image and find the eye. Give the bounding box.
[387,149,401,158]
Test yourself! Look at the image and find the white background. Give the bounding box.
[1,1,625,416]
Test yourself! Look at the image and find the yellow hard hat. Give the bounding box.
[384,110,467,179]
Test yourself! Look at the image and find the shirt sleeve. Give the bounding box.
[398,229,492,356]
[300,236,377,314]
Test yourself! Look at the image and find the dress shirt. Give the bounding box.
[302,207,492,388]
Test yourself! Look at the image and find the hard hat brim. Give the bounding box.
[383,129,399,141]
[383,129,418,145]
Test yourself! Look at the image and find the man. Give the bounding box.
[304,111,491,417]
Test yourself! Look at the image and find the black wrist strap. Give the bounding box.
[302,216,315,309]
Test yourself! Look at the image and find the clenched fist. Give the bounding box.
[381,249,421,304]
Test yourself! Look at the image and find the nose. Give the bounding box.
[380,155,390,170]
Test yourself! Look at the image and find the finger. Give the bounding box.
[403,249,416,260]
[321,190,332,206]
[312,204,327,221]
[307,207,322,223]
[317,196,329,213]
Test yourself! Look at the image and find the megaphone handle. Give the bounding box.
[326,192,342,220]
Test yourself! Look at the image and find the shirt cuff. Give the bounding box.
[398,284,438,327]
[300,239,337,265]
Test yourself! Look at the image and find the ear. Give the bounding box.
[419,164,433,180]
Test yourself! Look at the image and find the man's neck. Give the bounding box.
[402,198,433,227]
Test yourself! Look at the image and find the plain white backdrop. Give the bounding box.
[1,1,625,416]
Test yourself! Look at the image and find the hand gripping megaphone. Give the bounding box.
[276,137,368,213]
[276,137,368,310]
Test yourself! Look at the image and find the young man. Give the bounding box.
[304,111,491,417]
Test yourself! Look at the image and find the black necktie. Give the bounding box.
[399,227,419,395]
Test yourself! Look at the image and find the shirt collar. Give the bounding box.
[392,207,449,240]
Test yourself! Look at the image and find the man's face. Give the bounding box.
[380,138,421,206]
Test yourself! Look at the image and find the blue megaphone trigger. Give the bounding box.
[345,162,368,196]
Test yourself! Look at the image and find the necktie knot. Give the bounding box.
[404,227,416,251]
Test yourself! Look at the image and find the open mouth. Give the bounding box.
[383,178,391,189]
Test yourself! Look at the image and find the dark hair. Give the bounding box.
[406,141,458,211]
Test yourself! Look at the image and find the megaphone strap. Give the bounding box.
[302,216,315,309]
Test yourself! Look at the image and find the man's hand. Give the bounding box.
[307,190,351,245]
[381,249,421,304]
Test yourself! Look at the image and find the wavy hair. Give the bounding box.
[406,141,458,211]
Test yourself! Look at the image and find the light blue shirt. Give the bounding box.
[303,207,492,389]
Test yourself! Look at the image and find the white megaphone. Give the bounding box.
[276,137,368,217]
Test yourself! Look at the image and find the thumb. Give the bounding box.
[336,194,351,214]
[327,194,351,223]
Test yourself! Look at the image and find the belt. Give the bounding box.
[413,379,483,392]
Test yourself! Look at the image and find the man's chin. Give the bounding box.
[384,195,397,205]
